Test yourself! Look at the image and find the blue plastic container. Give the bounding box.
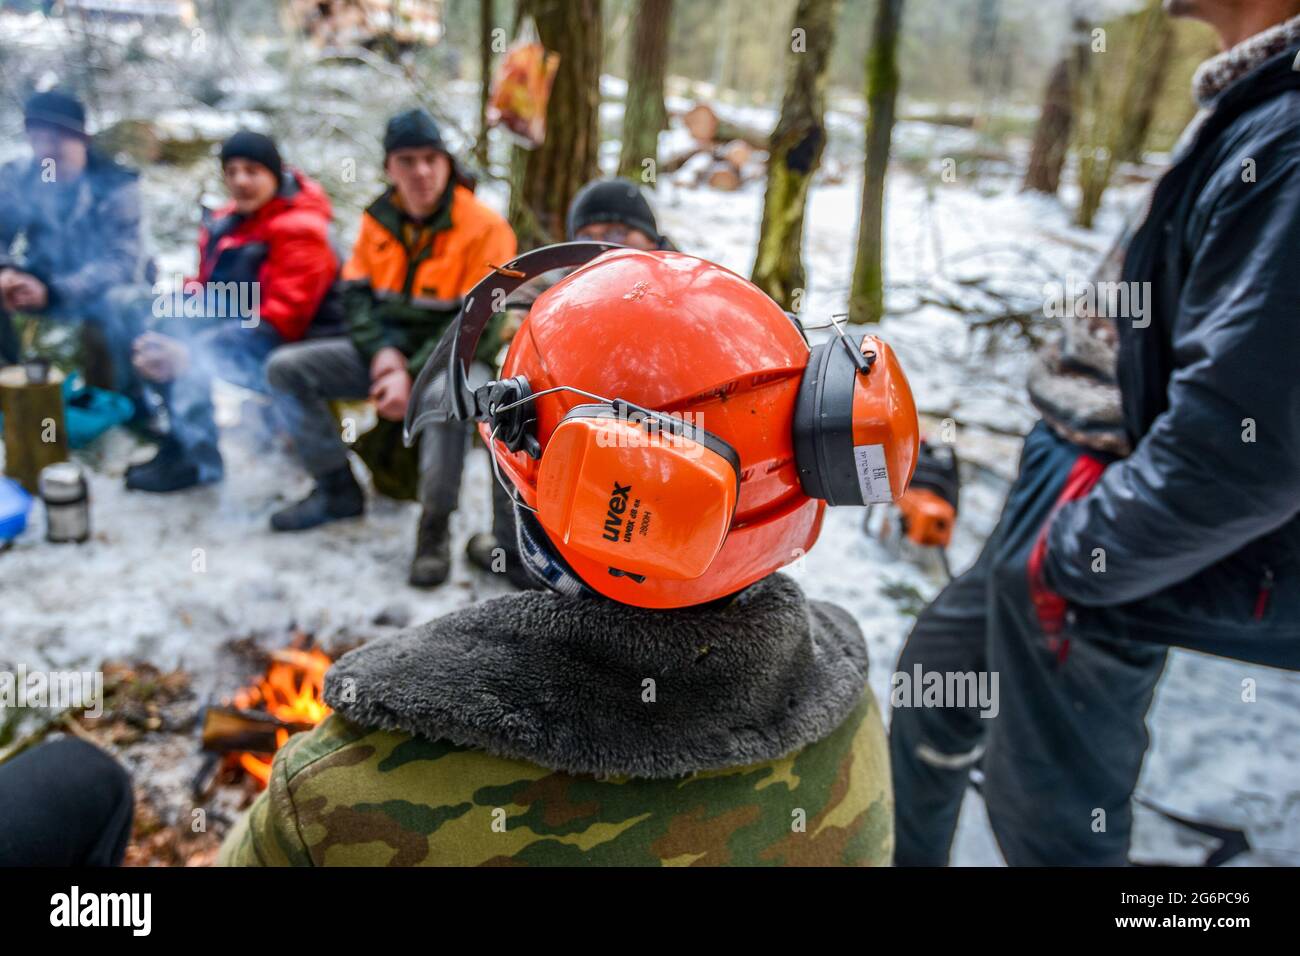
[0,477,32,543]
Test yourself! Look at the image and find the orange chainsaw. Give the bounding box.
[865,437,960,578]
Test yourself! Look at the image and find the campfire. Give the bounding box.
[199,642,333,788]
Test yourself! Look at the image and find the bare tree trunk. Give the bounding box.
[508,0,603,250]
[1076,0,1173,227]
[617,0,674,186]
[1023,14,1089,194]
[712,0,741,95]
[849,0,905,325]
[476,0,495,167]
[751,0,843,310]
[968,0,1001,91]
[1119,17,1176,163]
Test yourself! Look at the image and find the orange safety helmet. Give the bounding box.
[406,243,920,609]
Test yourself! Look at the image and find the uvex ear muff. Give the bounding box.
[793,330,919,506]
[535,401,741,580]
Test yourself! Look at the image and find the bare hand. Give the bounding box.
[370,367,412,421]
[1,270,47,312]
[132,332,191,383]
[0,269,17,312]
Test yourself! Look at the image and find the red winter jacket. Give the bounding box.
[194,169,337,342]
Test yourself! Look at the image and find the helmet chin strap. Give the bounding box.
[403,240,621,446]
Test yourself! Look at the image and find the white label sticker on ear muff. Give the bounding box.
[853,443,893,504]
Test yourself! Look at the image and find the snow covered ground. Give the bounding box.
[1,25,1297,864]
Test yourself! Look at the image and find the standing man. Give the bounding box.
[266,108,516,588]
[125,131,338,492]
[0,90,149,407]
[890,0,1300,865]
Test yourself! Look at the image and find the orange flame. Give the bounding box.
[231,646,332,787]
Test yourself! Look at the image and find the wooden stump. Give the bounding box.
[705,160,743,191]
[0,365,68,494]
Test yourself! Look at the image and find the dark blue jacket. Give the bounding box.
[1043,45,1300,668]
[0,150,147,315]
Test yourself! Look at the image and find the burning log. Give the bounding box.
[200,705,313,754]
[202,643,333,787]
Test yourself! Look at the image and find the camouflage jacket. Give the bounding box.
[220,574,892,866]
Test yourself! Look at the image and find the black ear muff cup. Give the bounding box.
[483,375,538,456]
[793,339,866,506]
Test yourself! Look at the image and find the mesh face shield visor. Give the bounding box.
[402,241,621,446]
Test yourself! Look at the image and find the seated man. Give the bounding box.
[265,108,516,588]
[0,90,149,407]
[125,131,338,492]
[465,177,674,588]
[221,251,893,867]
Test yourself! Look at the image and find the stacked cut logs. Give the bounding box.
[666,103,770,190]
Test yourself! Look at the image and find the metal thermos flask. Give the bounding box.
[38,461,90,543]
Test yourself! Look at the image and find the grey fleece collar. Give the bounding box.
[1193,14,1300,106]
[323,573,868,779]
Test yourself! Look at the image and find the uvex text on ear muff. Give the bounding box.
[405,245,919,608]
[534,400,740,580]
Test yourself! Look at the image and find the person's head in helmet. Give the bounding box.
[484,248,917,609]
[566,178,666,250]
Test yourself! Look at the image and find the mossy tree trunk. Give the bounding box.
[476,0,495,168]
[750,0,842,311]
[508,0,603,250]
[1076,0,1174,228]
[617,0,673,187]
[848,0,905,325]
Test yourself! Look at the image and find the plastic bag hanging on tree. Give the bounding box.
[486,17,559,149]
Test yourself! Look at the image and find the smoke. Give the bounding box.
[142,287,281,458]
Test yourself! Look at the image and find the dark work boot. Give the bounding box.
[270,466,364,532]
[465,532,499,573]
[409,510,452,588]
[124,439,222,493]
[466,532,540,590]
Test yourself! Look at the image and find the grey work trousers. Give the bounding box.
[266,337,482,516]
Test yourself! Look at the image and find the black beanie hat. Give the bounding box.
[220,130,283,183]
[23,90,87,137]
[566,178,662,245]
[383,108,449,157]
